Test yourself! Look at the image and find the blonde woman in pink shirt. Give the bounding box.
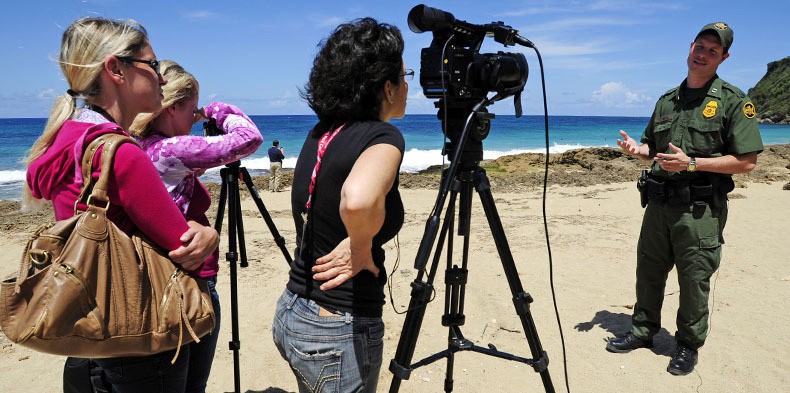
[26,18,219,393]
[130,60,263,393]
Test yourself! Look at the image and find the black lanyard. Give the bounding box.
[86,104,118,125]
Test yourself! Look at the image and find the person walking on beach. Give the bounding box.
[607,22,763,375]
[268,139,285,192]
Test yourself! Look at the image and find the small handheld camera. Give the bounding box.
[203,118,224,136]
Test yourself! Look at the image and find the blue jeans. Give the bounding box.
[185,275,222,393]
[272,289,385,393]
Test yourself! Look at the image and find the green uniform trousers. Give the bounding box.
[631,200,728,349]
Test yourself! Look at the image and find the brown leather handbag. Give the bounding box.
[0,133,215,361]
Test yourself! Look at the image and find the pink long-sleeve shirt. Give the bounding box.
[136,102,263,278]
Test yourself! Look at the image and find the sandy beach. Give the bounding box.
[1,146,788,393]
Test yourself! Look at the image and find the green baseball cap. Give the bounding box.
[696,22,733,50]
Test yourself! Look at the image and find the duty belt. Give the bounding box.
[636,171,733,208]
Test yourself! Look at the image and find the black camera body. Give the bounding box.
[410,5,529,102]
[408,5,531,162]
[419,30,528,101]
[203,118,224,137]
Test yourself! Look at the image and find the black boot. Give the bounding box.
[606,332,653,353]
[667,344,698,375]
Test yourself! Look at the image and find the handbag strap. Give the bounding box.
[75,133,139,212]
[17,134,136,293]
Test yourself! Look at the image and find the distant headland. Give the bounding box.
[749,56,790,124]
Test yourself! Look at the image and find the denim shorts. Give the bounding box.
[272,289,384,393]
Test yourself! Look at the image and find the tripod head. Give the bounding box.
[437,97,495,167]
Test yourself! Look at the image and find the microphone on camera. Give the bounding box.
[408,4,534,48]
[407,4,455,33]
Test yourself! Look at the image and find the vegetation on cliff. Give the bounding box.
[748,56,790,124]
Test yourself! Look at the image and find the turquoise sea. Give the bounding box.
[1,114,788,201]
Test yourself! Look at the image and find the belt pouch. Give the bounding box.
[646,177,666,204]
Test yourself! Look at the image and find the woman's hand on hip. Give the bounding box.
[312,237,379,291]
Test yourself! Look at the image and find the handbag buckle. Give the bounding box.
[85,195,110,210]
[30,251,52,268]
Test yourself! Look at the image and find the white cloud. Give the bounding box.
[527,17,633,33]
[587,0,685,13]
[406,92,440,114]
[37,89,58,99]
[591,82,651,107]
[316,16,347,28]
[500,1,685,18]
[523,38,612,57]
[269,99,289,108]
[268,91,297,108]
[183,11,220,21]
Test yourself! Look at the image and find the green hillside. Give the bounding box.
[748,56,790,124]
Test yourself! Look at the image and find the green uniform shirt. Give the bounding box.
[641,75,763,180]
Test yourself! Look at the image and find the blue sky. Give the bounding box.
[1,0,787,118]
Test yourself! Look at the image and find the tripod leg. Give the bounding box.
[225,165,242,393]
[389,186,461,393]
[214,167,229,232]
[239,167,293,264]
[473,168,555,393]
[445,332,455,393]
[233,189,249,268]
[441,178,474,393]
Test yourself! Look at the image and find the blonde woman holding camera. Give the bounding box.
[130,59,262,392]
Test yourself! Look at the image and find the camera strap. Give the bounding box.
[299,122,346,256]
[305,123,346,210]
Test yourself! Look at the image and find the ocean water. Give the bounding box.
[1,114,788,201]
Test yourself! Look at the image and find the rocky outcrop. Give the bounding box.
[748,57,790,124]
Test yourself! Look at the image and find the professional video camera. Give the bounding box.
[390,7,556,393]
[408,4,531,160]
[410,5,529,101]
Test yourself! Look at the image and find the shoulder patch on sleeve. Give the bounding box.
[742,102,756,119]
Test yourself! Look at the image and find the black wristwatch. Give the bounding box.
[687,157,697,172]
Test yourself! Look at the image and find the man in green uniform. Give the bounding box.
[606,22,763,375]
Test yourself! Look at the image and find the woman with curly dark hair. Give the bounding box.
[272,17,409,392]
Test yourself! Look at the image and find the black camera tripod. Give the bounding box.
[213,160,292,393]
[388,100,555,393]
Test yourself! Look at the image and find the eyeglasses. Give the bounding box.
[401,69,415,81]
[115,56,161,76]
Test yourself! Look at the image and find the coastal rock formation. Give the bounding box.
[4,146,788,234]
[748,57,790,124]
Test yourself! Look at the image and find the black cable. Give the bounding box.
[531,44,572,393]
[387,234,437,315]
